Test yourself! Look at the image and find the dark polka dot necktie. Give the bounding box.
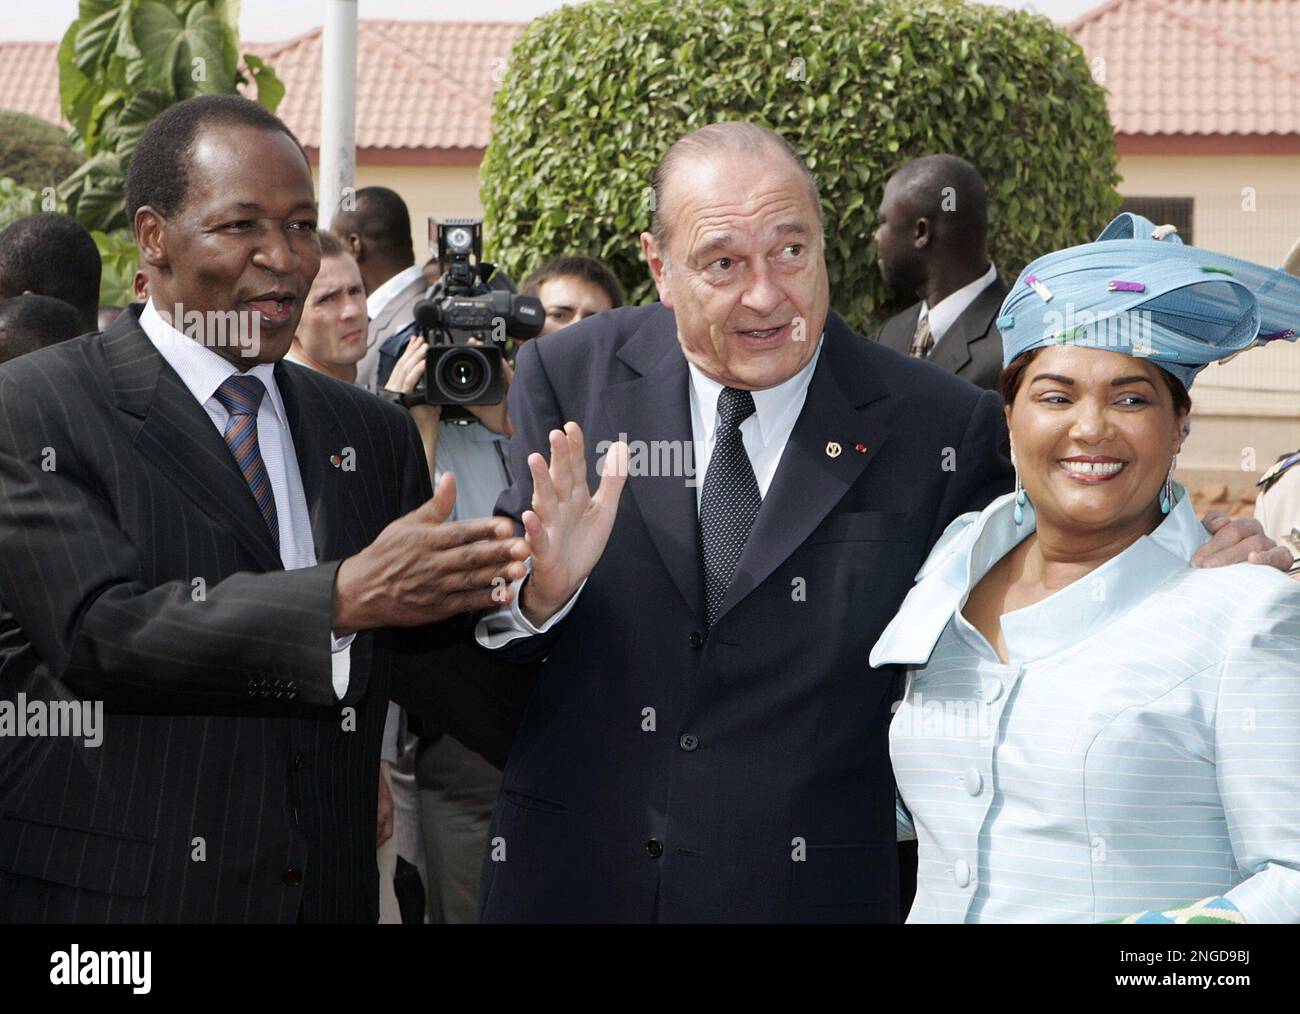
[699,386,761,628]
[214,374,280,548]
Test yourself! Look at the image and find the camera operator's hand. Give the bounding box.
[386,334,441,477]
[464,338,513,437]
[332,473,529,634]
[386,333,440,424]
[519,423,629,628]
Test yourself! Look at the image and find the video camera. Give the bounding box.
[405,219,543,422]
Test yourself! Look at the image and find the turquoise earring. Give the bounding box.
[1159,456,1176,515]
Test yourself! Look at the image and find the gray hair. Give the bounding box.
[649,122,824,251]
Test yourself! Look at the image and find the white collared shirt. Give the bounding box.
[923,262,998,347]
[139,300,353,697]
[476,336,824,647]
[365,264,425,320]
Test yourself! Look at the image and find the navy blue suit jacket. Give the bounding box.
[478,303,1011,922]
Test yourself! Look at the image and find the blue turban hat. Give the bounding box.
[997,213,1300,389]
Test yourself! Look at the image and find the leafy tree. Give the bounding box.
[482,0,1122,331]
[0,111,83,193]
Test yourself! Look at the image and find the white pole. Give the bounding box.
[319,0,357,229]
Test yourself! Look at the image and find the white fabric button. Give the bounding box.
[963,767,983,796]
[953,859,972,888]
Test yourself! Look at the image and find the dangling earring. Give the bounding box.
[1012,447,1027,525]
[1159,455,1177,515]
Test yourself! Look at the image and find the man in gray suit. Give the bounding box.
[873,155,1006,392]
[332,187,428,393]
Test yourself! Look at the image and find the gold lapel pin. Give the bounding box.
[825,441,842,458]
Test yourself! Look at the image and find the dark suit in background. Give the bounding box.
[476,302,1011,922]
[875,275,1008,392]
[0,308,505,922]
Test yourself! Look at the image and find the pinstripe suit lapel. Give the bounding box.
[103,310,283,572]
[274,362,369,566]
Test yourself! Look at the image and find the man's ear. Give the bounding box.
[640,231,673,308]
[344,232,364,260]
[134,207,168,270]
[914,217,932,251]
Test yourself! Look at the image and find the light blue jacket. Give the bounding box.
[871,487,1300,923]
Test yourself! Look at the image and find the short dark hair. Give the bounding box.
[0,213,101,331]
[1000,347,1191,416]
[0,293,85,364]
[521,255,625,309]
[125,94,307,223]
[330,186,414,264]
[887,153,989,253]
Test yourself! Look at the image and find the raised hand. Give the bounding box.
[332,472,529,633]
[519,422,629,628]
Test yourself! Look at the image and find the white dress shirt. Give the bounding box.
[139,300,353,697]
[365,263,425,320]
[476,337,824,648]
[923,262,998,348]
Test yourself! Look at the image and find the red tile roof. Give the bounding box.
[1069,0,1300,137]
[4,7,1299,157]
[0,20,525,160]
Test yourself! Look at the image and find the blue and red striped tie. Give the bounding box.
[214,374,280,548]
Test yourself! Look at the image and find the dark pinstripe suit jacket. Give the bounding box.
[0,306,475,923]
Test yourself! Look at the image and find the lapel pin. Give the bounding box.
[329,454,342,468]
[825,441,842,458]
[854,443,867,454]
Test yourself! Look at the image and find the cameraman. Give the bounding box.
[380,334,512,923]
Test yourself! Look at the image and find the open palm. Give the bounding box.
[520,422,629,627]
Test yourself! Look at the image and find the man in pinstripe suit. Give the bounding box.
[0,96,528,923]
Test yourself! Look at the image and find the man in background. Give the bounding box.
[0,212,102,334]
[332,187,427,392]
[522,255,625,338]
[873,154,1005,391]
[0,293,84,365]
[285,229,369,384]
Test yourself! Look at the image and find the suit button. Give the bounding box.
[645,838,663,858]
[679,734,699,752]
[953,859,971,888]
[688,631,704,648]
[293,753,304,771]
[282,867,303,886]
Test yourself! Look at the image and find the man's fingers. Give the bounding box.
[522,508,550,558]
[593,440,630,509]
[548,428,573,502]
[529,450,558,515]
[409,474,457,526]
[440,534,529,573]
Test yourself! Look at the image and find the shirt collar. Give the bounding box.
[139,298,289,428]
[688,335,824,447]
[366,264,425,319]
[922,262,998,343]
[870,483,1207,668]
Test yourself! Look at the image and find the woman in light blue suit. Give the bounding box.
[872,215,1300,923]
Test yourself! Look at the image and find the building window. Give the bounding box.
[1119,197,1194,244]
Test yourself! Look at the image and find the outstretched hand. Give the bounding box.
[519,422,629,628]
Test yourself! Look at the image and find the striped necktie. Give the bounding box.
[214,374,280,547]
[909,303,934,358]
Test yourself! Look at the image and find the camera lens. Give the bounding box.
[436,347,490,402]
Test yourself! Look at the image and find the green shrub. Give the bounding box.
[0,111,82,192]
[482,0,1121,331]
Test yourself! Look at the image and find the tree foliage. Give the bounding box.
[482,0,1121,330]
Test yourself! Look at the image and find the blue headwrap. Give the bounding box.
[997,214,1300,388]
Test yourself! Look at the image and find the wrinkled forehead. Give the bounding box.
[665,154,820,256]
